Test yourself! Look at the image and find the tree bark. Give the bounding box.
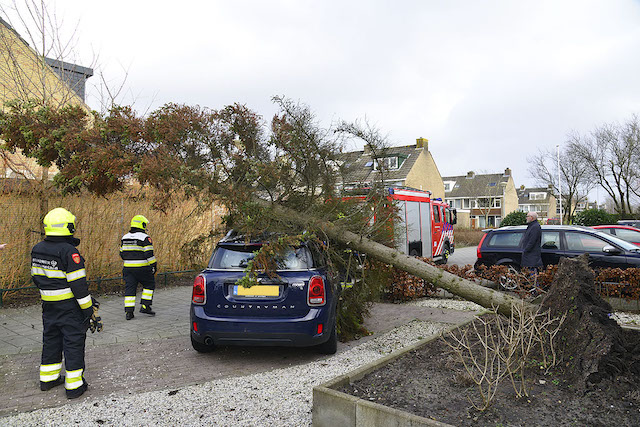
[265,201,532,317]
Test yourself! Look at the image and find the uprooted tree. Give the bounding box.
[1,96,529,328]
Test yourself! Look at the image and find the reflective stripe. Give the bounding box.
[40,288,74,301]
[31,266,66,279]
[143,245,154,252]
[141,289,153,299]
[123,259,150,267]
[67,269,86,282]
[121,245,145,251]
[124,296,136,307]
[77,295,92,309]
[40,362,62,382]
[65,368,84,390]
[147,256,156,264]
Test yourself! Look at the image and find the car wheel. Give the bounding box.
[191,336,215,353]
[498,264,520,290]
[316,321,337,355]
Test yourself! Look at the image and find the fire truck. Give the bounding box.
[389,187,456,263]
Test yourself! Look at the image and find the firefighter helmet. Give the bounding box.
[131,215,149,230]
[43,208,76,236]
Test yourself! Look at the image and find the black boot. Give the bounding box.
[126,311,134,320]
[140,304,155,316]
[66,380,88,399]
[40,376,64,391]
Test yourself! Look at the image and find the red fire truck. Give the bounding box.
[388,187,456,263]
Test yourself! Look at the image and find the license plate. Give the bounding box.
[233,285,280,297]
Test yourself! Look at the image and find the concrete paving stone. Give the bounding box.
[2,336,40,347]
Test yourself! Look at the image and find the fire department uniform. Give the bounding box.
[120,215,157,319]
[31,208,92,399]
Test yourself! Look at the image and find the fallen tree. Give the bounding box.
[263,200,531,317]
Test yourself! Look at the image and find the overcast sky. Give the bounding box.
[7,0,640,196]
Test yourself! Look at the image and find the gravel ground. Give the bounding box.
[2,298,638,427]
[1,318,456,426]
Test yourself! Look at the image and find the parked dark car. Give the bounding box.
[190,231,339,354]
[475,225,640,271]
[592,225,640,247]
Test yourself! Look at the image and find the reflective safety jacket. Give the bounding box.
[120,228,157,269]
[31,236,93,312]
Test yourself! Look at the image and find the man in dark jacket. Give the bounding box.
[521,211,543,270]
[31,208,93,399]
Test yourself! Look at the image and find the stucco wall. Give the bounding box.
[404,148,445,200]
[502,175,519,217]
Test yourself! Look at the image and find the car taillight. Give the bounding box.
[477,233,488,259]
[307,276,326,306]
[192,275,206,304]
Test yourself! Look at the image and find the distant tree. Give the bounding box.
[573,208,618,226]
[569,115,640,216]
[527,144,593,224]
[500,211,528,227]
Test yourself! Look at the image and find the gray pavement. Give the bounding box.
[448,245,477,267]
[0,284,480,418]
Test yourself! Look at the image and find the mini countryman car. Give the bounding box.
[190,231,339,354]
[475,225,640,271]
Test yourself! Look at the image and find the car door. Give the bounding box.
[540,230,562,266]
[563,230,629,269]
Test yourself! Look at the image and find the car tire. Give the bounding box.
[191,336,215,353]
[316,321,337,355]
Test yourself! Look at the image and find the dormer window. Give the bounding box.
[529,192,546,200]
[373,156,400,170]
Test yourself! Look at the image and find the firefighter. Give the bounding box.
[31,207,98,399]
[120,215,157,320]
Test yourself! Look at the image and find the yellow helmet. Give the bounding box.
[131,215,149,230]
[43,208,76,236]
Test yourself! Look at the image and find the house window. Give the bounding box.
[529,192,546,201]
[493,198,501,208]
[444,183,451,191]
[462,199,470,209]
[373,156,399,170]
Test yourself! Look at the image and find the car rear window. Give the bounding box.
[614,228,640,242]
[208,245,313,270]
[487,231,523,247]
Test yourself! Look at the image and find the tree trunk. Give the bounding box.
[265,201,531,317]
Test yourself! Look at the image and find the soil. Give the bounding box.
[340,255,640,426]
[341,321,640,426]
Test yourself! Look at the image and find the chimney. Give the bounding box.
[520,185,525,190]
[504,167,511,176]
[416,137,428,150]
[363,144,372,155]
[466,171,475,179]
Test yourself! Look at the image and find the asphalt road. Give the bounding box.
[448,245,477,267]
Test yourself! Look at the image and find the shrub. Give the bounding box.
[500,211,528,227]
[573,209,617,226]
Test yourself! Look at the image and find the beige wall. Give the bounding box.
[0,22,88,181]
[404,148,445,200]
[0,23,85,109]
[501,175,519,218]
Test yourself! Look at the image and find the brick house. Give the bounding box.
[517,185,558,223]
[0,17,93,181]
[442,169,518,228]
[337,137,445,199]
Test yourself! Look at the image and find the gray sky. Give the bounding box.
[9,0,640,196]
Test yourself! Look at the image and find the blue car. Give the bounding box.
[190,231,339,354]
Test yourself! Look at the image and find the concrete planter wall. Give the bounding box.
[312,322,473,427]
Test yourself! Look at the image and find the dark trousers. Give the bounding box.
[123,267,156,312]
[41,303,87,386]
